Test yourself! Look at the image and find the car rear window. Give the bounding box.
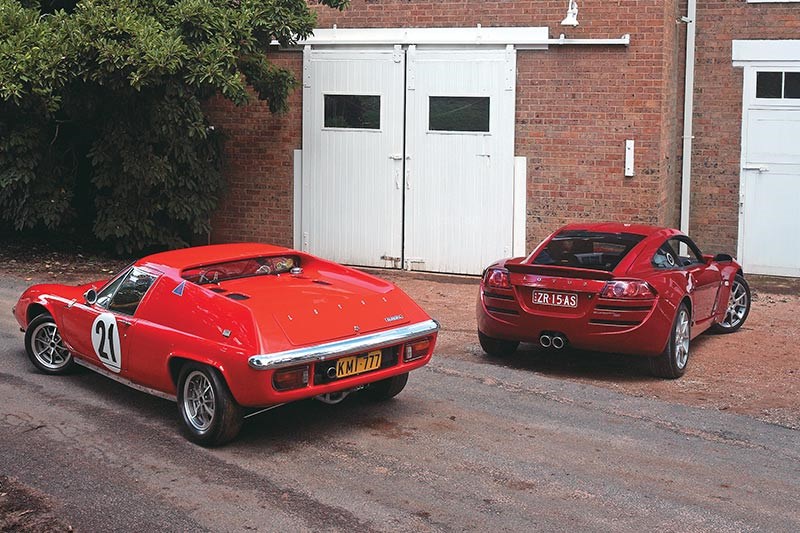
[182,255,300,285]
[531,230,645,272]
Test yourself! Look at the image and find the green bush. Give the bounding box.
[0,0,347,253]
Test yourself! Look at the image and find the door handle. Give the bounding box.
[117,318,132,327]
[389,154,403,160]
[742,166,768,172]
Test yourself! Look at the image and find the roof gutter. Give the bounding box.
[680,0,697,235]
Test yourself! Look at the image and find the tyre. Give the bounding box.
[177,362,243,446]
[650,302,691,379]
[711,274,751,334]
[24,314,74,375]
[363,372,409,401]
[478,331,519,358]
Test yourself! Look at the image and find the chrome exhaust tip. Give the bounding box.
[551,335,565,350]
[539,334,552,348]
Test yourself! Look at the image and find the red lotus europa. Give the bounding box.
[476,223,751,378]
[14,244,438,445]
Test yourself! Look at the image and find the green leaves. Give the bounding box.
[0,0,347,252]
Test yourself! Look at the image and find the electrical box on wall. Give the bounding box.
[625,140,635,177]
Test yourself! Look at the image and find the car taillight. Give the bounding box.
[404,337,432,362]
[272,365,309,391]
[601,280,657,299]
[484,268,511,289]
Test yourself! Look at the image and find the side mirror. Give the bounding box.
[84,288,98,305]
[712,253,733,263]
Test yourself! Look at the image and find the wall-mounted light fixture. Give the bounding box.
[561,1,579,27]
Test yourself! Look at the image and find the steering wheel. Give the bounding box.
[198,269,223,284]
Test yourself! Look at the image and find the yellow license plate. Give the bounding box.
[336,350,382,378]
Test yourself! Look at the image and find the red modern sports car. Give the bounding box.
[14,244,438,445]
[476,223,751,378]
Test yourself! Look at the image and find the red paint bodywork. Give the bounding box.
[14,244,437,407]
[477,223,744,356]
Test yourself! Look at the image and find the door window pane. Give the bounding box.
[108,268,158,316]
[785,72,800,99]
[756,71,782,99]
[429,96,490,132]
[324,95,380,129]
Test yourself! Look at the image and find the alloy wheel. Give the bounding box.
[182,370,216,432]
[30,321,71,371]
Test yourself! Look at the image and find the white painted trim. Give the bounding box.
[293,149,302,250]
[301,27,549,48]
[733,40,800,66]
[275,27,630,49]
[513,157,527,257]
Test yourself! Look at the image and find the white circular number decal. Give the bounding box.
[91,313,122,373]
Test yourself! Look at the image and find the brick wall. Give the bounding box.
[206,52,302,248]
[210,1,686,256]
[690,1,800,255]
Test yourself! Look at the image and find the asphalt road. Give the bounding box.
[1,279,798,532]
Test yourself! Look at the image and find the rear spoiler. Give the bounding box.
[505,263,614,281]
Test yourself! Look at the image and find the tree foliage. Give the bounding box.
[0,0,347,252]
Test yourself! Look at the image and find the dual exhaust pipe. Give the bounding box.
[539,333,567,350]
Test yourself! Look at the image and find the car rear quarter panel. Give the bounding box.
[129,276,261,396]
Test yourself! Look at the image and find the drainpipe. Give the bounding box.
[680,0,697,235]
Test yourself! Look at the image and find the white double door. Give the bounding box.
[302,46,516,275]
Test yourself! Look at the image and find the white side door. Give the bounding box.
[301,47,405,267]
[404,47,516,275]
[740,68,800,276]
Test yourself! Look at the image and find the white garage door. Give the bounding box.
[301,47,405,267]
[404,47,516,274]
[739,68,800,277]
[301,46,516,275]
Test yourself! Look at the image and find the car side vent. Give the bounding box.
[226,293,250,301]
[209,287,227,293]
[312,279,332,286]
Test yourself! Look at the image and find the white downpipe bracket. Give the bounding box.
[680,0,697,235]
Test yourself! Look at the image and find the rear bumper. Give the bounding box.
[477,291,674,357]
[229,319,439,407]
[248,319,439,369]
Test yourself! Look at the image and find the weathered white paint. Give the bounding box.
[625,140,635,177]
[301,46,405,267]
[404,47,516,275]
[289,27,629,49]
[300,27,549,48]
[733,40,800,65]
[293,149,302,250]
[513,156,527,257]
[735,50,800,276]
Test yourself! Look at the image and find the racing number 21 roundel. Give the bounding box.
[91,313,122,373]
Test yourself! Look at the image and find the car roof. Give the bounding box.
[556,222,679,238]
[137,243,294,272]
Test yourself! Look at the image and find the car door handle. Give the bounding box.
[117,318,132,327]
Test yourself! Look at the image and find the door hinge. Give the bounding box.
[393,44,403,64]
